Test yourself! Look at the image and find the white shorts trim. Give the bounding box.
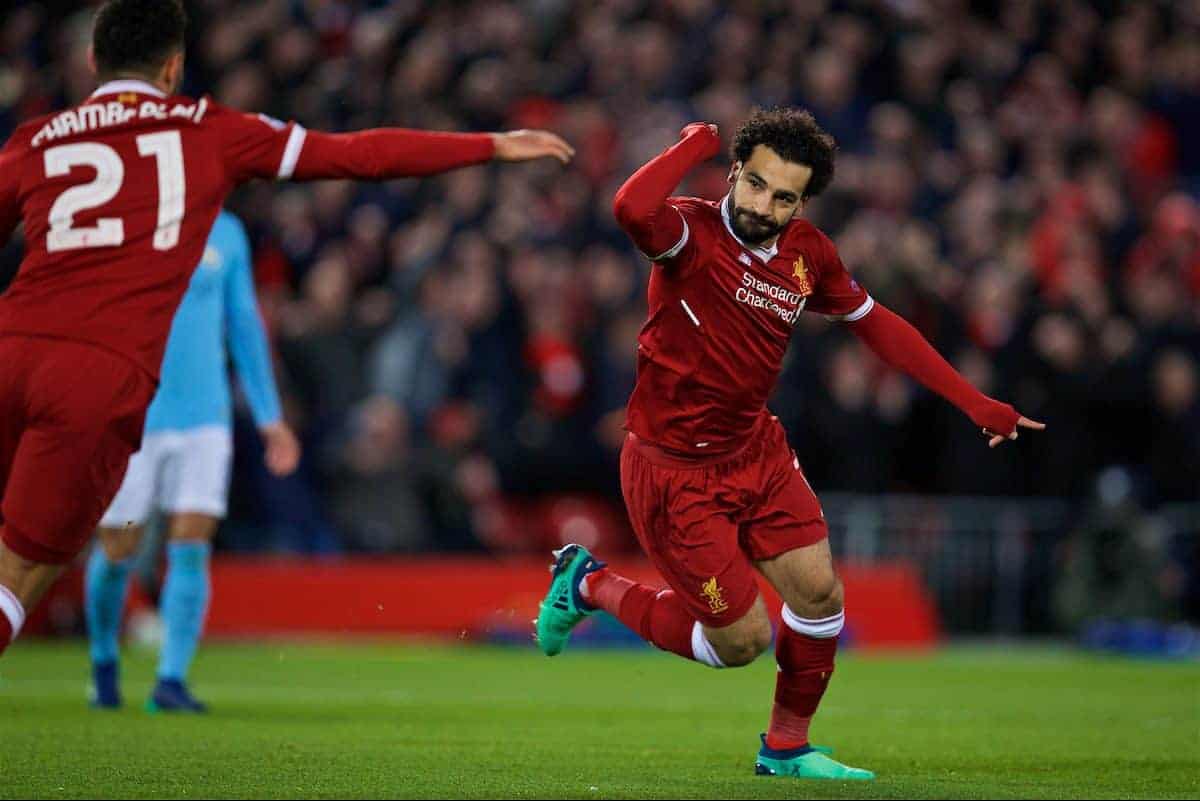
[100,426,233,528]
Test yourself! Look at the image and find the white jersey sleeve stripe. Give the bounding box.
[277,124,307,180]
[826,295,875,323]
[647,207,689,261]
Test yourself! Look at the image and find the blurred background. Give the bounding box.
[0,0,1197,649]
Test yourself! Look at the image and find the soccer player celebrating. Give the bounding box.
[0,0,573,658]
[85,210,297,713]
[536,110,1044,781]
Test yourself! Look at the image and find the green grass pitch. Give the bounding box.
[1,640,1196,799]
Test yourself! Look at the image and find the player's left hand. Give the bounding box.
[261,422,302,476]
[983,416,1046,448]
[490,130,576,164]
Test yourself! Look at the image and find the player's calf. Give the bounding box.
[97,524,143,562]
[0,538,67,658]
[540,543,768,669]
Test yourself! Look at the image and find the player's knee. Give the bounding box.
[794,574,843,619]
[102,540,137,562]
[99,529,140,562]
[714,622,772,667]
[167,513,219,543]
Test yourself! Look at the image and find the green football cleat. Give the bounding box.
[535,544,604,656]
[755,735,874,781]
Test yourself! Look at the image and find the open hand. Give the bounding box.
[490,130,575,164]
[679,123,721,158]
[261,422,302,476]
[983,416,1046,448]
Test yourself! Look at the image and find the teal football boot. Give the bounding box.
[535,544,605,656]
[755,735,874,780]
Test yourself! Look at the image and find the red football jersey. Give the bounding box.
[0,78,494,378]
[0,80,306,376]
[625,195,873,457]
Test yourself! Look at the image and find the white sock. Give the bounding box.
[781,604,844,639]
[690,621,726,668]
[0,584,27,640]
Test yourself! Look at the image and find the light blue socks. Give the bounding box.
[85,547,132,665]
[157,541,211,681]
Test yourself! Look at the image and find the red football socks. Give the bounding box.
[583,568,696,661]
[765,607,843,751]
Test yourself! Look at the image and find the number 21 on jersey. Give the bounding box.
[43,130,185,253]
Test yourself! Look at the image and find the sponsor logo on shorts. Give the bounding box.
[701,577,729,615]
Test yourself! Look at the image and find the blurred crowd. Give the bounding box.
[1,1,1197,566]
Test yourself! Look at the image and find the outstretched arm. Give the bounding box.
[216,105,574,184]
[848,303,1045,447]
[613,123,721,260]
[287,127,573,181]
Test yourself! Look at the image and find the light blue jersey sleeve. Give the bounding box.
[222,214,282,428]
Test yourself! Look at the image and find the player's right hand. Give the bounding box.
[680,122,721,159]
[490,130,575,164]
[983,416,1046,448]
[261,422,302,477]
[971,397,1046,448]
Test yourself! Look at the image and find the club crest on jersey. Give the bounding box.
[792,255,813,296]
[701,577,729,615]
[739,252,752,266]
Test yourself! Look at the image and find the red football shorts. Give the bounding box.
[619,414,828,628]
[0,335,155,564]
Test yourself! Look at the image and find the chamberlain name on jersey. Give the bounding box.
[30,98,210,147]
[0,78,495,382]
[0,80,309,379]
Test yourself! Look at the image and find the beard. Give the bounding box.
[730,206,784,245]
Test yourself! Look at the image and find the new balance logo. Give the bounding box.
[739,252,752,266]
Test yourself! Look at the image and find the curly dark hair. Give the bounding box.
[730,107,838,199]
[93,0,187,76]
